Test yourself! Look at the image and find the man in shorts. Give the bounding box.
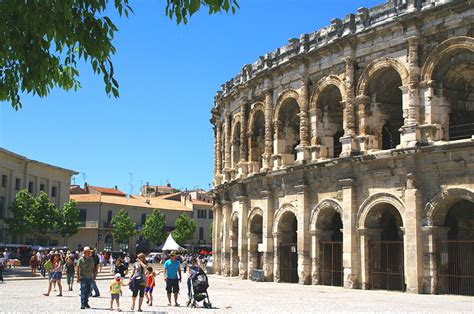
[163,251,181,306]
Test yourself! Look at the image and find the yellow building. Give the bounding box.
[0,148,77,245]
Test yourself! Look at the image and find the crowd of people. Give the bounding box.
[11,246,210,311]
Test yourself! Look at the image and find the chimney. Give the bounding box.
[114,185,118,190]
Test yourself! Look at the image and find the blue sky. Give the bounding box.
[0,0,382,193]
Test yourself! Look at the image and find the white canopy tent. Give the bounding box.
[160,233,187,252]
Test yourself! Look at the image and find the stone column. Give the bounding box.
[223,114,232,182]
[262,88,273,171]
[272,231,280,282]
[400,36,421,148]
[221,201,232,276]
[421,226,449,294]
[310,230,321,285]
[296,77,310,163]
[247,232,257,279]
[261,189,274,281]
[237,195,249,279]
[340,56,358,156]
[215,122,223,185]
[340,178,359,289]
[296,184,311,284]
[404,173,424,293]
[238,102,249,178]
[212,202,222,275]
[356,95,377,153]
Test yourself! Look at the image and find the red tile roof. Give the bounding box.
[89,186,126,196]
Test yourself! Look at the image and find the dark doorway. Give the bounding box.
[279,212,298,283]
[320,211,343,286]
[437,200,474,295]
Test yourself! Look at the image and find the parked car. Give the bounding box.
[146,252,161,263]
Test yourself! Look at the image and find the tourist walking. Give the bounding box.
[98,252,105,273]
[164,251,182,307]
[64,256,76,291]
[114,258,128,278]
[90,249,100,297]
[77,246,95,309]
[145,266,157,306]
[109,273,128,311]
[129,253,147,312]
[29,253,39,277]
[43,252,63,296]
[0,253,5,282]
[186,257,200,305]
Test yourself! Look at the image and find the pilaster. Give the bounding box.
[262,83,274,172]
[261,188,274,281]
[237,195,249,279]
[339,178,359,289]
[295,184,311,284]
[221,200,232,277]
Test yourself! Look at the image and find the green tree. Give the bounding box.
[111,209,137,248]
[172,214,196,245]
[142,209,166,246]
[31,191,58,235]
[5,190,35,236]
[56,199,80,245]
[1,0,239,110]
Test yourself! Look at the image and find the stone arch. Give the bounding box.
[421,36,474,82]
[272,203,298,234]
[230,113,242,141]
[248,207,264,224]
[248,102,265,131]
[358,193,405,229]
[310,199,343,231]
[309,75,347,110]
[424,187,474,226]
[356,57,410,96]
[273,89,300,123]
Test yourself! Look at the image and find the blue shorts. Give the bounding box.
[145,287,153,293]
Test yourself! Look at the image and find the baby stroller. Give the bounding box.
[187,268,212,308]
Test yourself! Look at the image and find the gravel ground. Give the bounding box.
[0,272,472,313]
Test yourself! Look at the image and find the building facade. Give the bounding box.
[211,0,473,296]
[69,189,192,254]
[0,148,77,245]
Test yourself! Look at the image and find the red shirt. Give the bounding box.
[146,274,155,288]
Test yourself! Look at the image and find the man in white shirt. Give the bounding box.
[0,254,5,282]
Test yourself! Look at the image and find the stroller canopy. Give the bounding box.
[161,233,187,252]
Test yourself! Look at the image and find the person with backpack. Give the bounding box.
[129,253,147,312]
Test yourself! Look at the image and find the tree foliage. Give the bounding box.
[5,190,35,236]
[1,0,239,110]
[56,199,80,238]
[172,213,196,245]
[142,209,166,246]
[31,191,58,234]
[111,209,137,245]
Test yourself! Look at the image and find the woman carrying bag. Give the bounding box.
[129,253,147,312]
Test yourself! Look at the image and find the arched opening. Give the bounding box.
[367,68,403,150]
[365,203,405,291]
[248,213,263,276]
[231,122,241,175]
[316,85,344,158]
[437,200,474,295]
[104,234,113,251]
[315,207,343,287]
[278,211,298,283]
[278,99,300,162]
[432,50,474,140]
[249,111,265,173]
[230,216,239,276]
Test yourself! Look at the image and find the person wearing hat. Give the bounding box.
[163,251,182,307]
[110,273,128,311]
[77,246,95,309]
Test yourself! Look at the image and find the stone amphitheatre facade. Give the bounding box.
[210,0,473,295]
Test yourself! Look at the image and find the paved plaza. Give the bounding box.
[0,269,472,313]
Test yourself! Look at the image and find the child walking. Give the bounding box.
[110,273,127,311]
[145,266,161,306]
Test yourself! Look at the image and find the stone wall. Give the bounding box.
[210,0,474,295]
